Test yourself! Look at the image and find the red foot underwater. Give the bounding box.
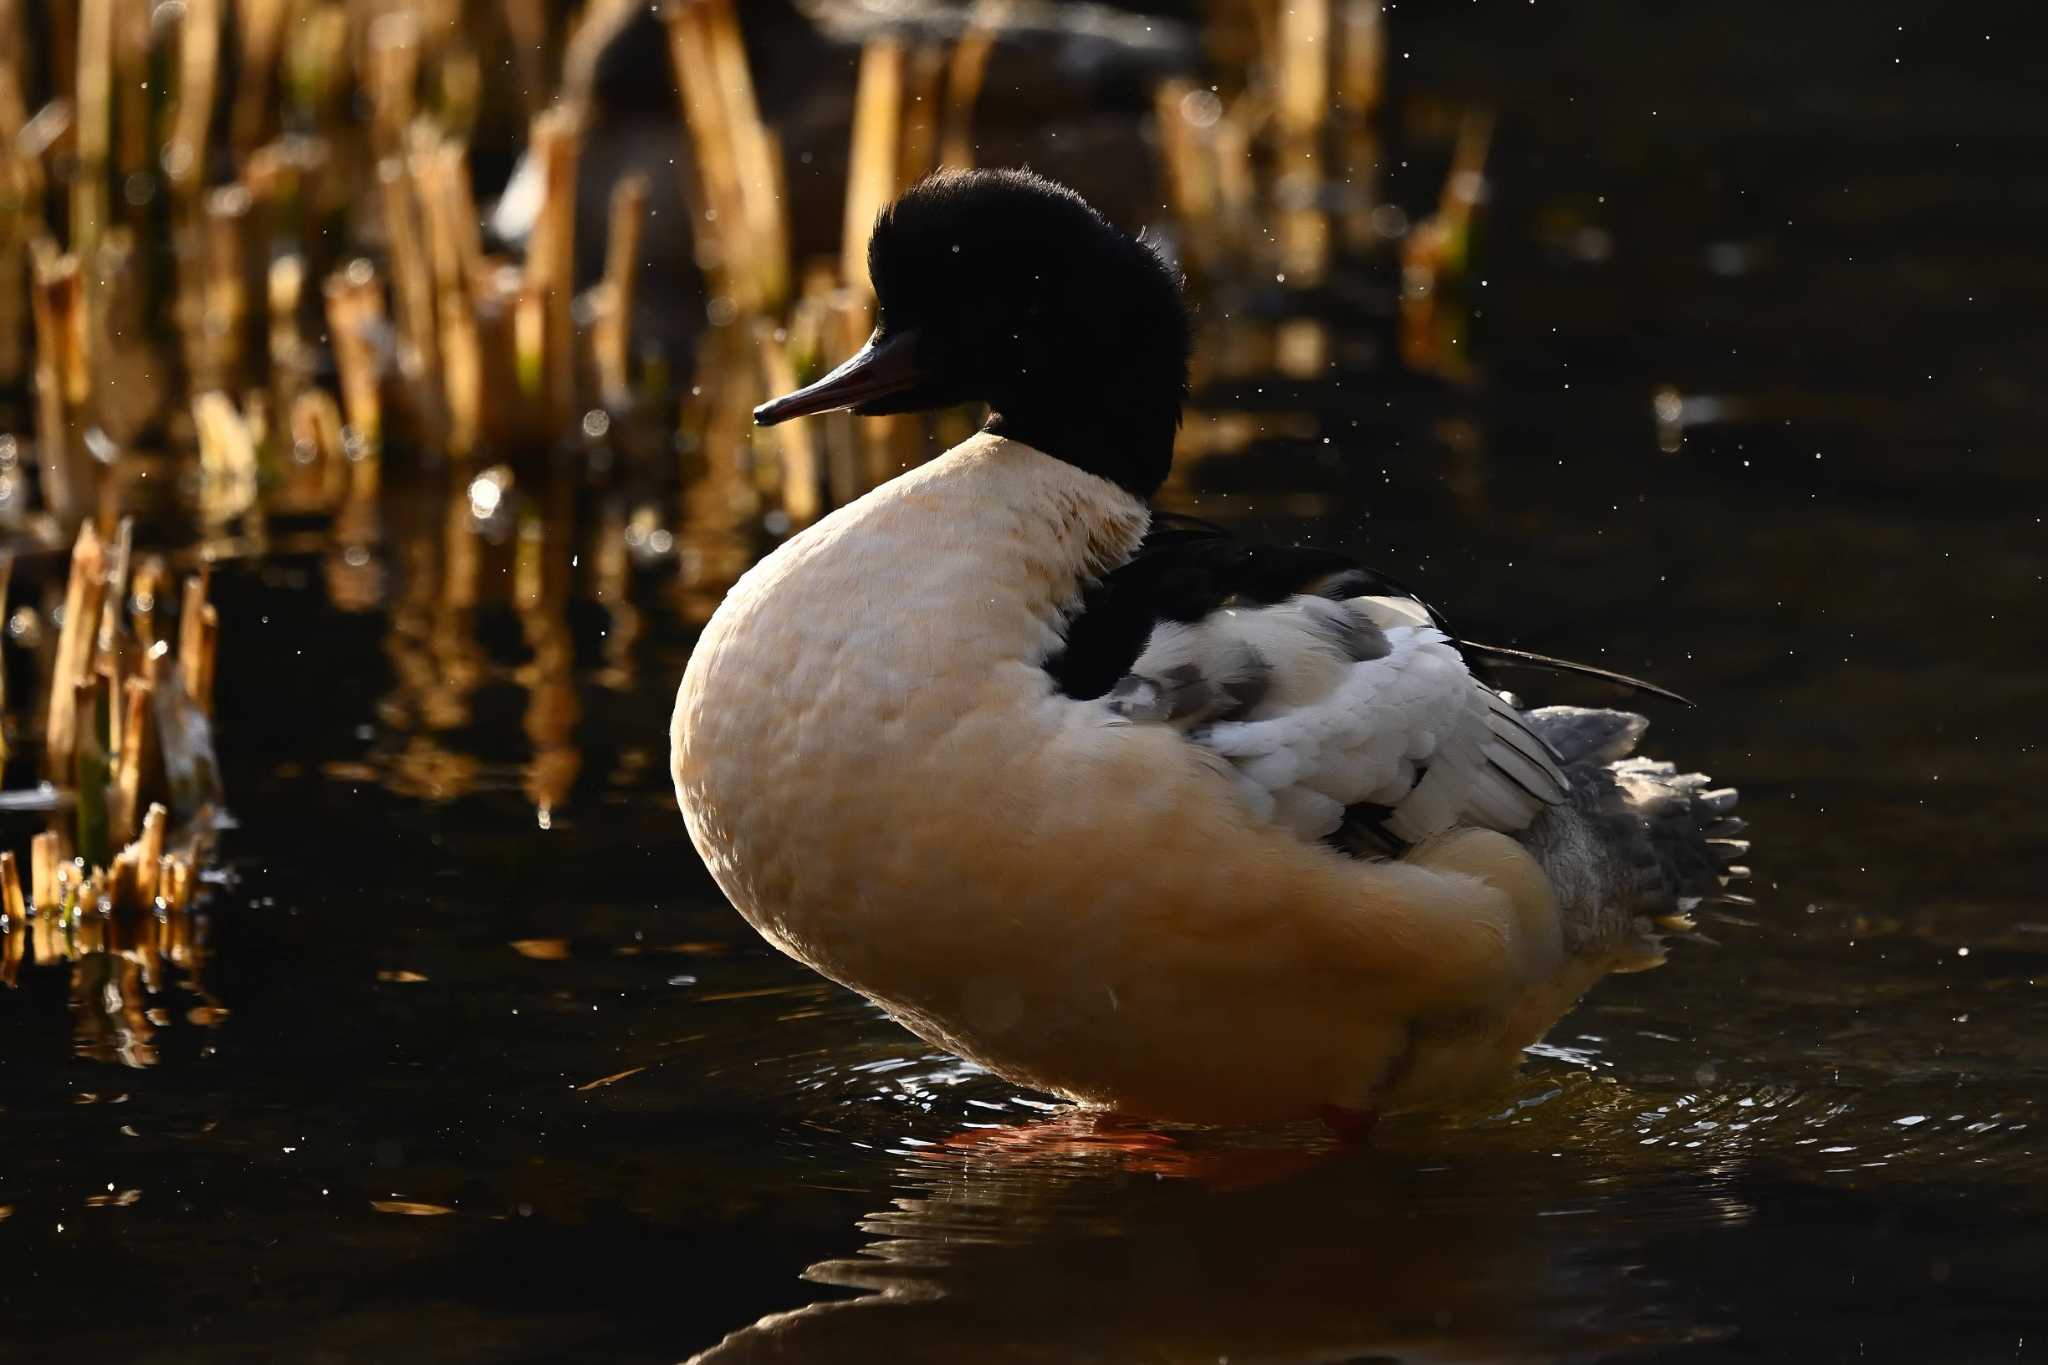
[1321,1105,1381,1144]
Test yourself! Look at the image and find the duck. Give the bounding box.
[670,168,1749,1128]
[486,1,1190,364]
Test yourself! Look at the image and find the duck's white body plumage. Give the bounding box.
[671,433,1716,1123]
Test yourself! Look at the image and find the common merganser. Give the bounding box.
[671,169,1748,1126]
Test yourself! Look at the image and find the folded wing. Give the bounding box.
[1101,589,1568,851]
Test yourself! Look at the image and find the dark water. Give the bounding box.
[6,4,2047,1361]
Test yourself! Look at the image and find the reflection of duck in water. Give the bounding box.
[671,170,1749,1127]
[686,1130,1708,1362]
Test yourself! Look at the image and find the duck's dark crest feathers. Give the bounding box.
[866,168,1191,496]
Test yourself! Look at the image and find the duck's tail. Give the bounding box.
[1511,705,1750,970]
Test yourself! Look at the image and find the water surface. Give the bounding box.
[4,3,2046,1360]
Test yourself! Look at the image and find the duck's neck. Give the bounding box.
[718,433,1150,691]
[983,384,1180,501]
[896,434,1151,658]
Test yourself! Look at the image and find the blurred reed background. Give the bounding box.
[0,0,1491,1056]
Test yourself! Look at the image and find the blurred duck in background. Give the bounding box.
[489,0,1194,365]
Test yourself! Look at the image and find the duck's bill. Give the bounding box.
[753,328,925,425]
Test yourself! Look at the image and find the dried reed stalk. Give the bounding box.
[378,155,440,390]
[898,43,947,187]
[1153,83,1216,248]
[939,3,1005,169]
[82,229,161,445]
[413,141,481,453]
[0,16,33,385]
[365,10,421,159]
[1336,0,1383,112]
[0,552,9,764]
[1276,166,1330,287]
[94,515,133,661]
[28,832,58,963]
[592,174,648,405]
[284,3,350,121]
[136,803,166,904]
[672,330,762,622]
[109,845,158,963]
[664,1,746,305]
[75,673,112,869]
[471,261,523,450]
[178,570,216,715]
[0,0,27,136]
[166,0,220,192]
[821,288,895,495]
[111,0,151,180]
[129,556,164,648]
[100,652,124,787]
[324,258,387,449]
[701,0,788,312]
[501,0,551,119]
[0,850,23,987]
[268,253,309,423]
[1435,110,1494,271]
[231,0,289,155]
[519,107,580,430]
[198,185,256,388]
[1274,0,1330,142]
[29,241,92,523]
[752,321,820,528]
[1213,103,1258,238]
[287,389,347,506]
[842,39,905,296]
[193,391,260,526]
[47,521,107,778]
[418,141,483,292]
[111,675,155,842]
[74,0,114,264]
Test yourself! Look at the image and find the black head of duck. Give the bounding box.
[757,168,1192,498]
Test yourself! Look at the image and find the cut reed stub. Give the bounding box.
[591,174,649,408]
[0,849,24,987]
[519,106,582,432]
[29,241,92,525]
[166,0,222,193]
[323,258,388,452]
[665,0,787,316]
[46,519,108,779]
[111,676,156,844]
[0,552,10,765]
[74,672,113,871]
[751,320,822,528]
[842,37,905,299]
[286,390,347,508]
[192,391,260,527]
[176,571,218,717]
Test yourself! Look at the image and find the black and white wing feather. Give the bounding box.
[1048,514,1573,851]
[1111,591,1568,846]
